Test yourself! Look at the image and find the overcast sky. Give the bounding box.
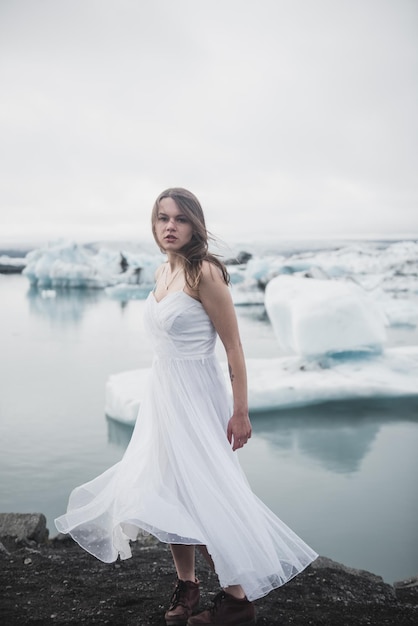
[1,0,417,247]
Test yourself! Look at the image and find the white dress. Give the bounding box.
[55,290,318,601]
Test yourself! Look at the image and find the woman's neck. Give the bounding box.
[166,252,183,272]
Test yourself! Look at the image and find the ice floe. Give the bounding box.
[20,238,418,308]
[22,239,163,289]
[231,240,418,322]
[105,347,418,425]
[264,275,388,356]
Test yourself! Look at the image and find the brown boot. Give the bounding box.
[187,590,256,625]
[165,578,200,626]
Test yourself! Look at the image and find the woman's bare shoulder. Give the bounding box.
[200,259,224,282]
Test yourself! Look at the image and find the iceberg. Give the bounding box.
[19,238,418,313]
[105,348,418,426]
[264,275,388,356]
[265,240,418,291]
[22,239,163,289]
[372,290,418,327]
[246,239,418,288]
[230,239,418,315]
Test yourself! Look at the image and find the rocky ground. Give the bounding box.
[0,513,417,625]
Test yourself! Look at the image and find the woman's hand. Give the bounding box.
[227,412,252,451]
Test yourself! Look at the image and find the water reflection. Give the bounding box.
[26,285,105,325]
[106,396,418,475]
[250,397,418,474]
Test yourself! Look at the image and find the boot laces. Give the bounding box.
[169,580,188,609]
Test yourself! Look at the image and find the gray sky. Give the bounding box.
[1,0,417,246]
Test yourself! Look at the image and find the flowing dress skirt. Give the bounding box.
[55,291,318,601]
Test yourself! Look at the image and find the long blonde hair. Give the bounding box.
[151,187,229,289]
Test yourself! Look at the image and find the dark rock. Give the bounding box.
[0,513,49,545]
[0,516,417,625]
[394,575,418,605]
[0,540,11,556]
[224,251,253,265]
[0,262,26,273]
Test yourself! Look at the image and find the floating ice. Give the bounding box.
[227,240,418,315]
[264,275,388,356]
[22,239,163,289]
[276,240,418,284]
[245,256,286,283]
[244,240,418,295]
[105,347,418,425]
[0,255,27,272]
[372,290,418,327]
[231,286,265,306]
[106,369,152,424]
[20,238,418,311]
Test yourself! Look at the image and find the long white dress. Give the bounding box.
[55,290,318,601]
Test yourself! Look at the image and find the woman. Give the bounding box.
[55,188,317,626]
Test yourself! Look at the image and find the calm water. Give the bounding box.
[1,274,417,584]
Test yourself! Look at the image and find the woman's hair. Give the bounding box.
[151,187,229,289]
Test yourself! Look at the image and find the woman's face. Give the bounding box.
[154,197,194,252]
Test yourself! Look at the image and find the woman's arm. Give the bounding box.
[198,261,252,451]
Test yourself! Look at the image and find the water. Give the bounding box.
[1,274,417,584]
